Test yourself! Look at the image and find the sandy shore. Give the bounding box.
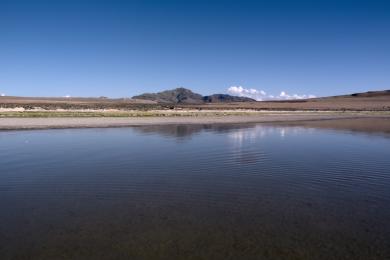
[1,113,389,130]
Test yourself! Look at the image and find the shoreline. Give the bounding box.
[1,112,390,131]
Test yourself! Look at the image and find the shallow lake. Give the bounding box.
[1,123,390,259]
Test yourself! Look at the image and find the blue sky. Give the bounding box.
[1,0,389,98]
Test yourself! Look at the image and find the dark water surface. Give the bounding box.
[1,124,390,259]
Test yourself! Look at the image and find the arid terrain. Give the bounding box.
[1,90,389,131]
[0,90,389,114]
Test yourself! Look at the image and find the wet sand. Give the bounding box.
[0,113,390,131]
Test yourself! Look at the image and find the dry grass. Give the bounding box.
[0,110,263,118]
[1,93,389,113]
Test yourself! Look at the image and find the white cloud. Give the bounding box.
[278,91,316,100]
[227,86,269,101]
[0,93,5,97]
[227,86,316,101]
[64,95,71,98]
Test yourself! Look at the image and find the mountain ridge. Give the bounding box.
[132,88,255,104]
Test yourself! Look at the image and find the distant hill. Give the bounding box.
[349,90,390,97]
[203,94,255,103]
[132,88,203,104]
[132,88,255,104]
[1,89,388,111]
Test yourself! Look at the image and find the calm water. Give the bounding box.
[0,124,390,260]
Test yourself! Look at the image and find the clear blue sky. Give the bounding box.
[1,0,389,98]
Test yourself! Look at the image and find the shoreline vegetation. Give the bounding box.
[1,109,390,118]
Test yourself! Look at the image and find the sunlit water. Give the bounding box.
[1,124,390,259]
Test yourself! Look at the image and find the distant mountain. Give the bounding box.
[132,88,255,104]
[202,94,255,103]
[132,88,202,104]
